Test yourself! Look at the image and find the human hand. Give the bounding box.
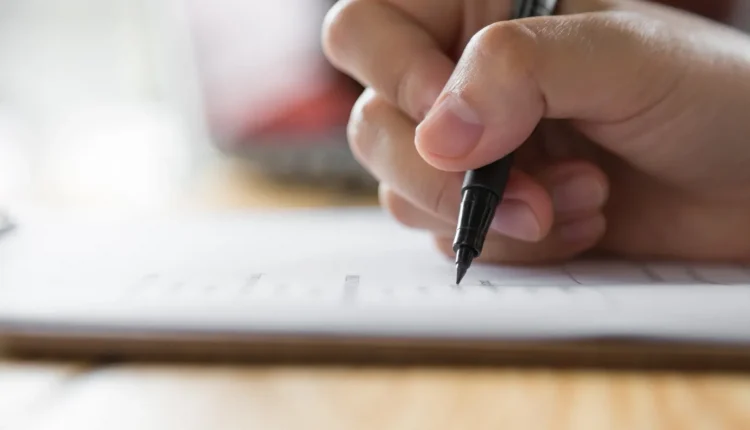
[322,0,750,263]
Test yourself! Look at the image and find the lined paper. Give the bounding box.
[1,208,749,344]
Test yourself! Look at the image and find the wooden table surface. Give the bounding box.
[2,156,750,430]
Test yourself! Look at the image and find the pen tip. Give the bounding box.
[455,265,468,285]
[455,246,474,285]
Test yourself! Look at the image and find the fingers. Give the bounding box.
[433,214,606,264]
[383,160,609,234]
[348,89,462,218]
[379,184,452,232]
[382,161,610,263]
[415,11,685,172]
[350,89,555,241]
[381,179,553,243]
[321,0,609,122]
[534,159,609,223]
[322,0,456,120]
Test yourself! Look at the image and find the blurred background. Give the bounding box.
[0,0,371,216]
[0,0,747,215]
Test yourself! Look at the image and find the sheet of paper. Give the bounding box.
[0,210,13,236]
[1,207,750,344]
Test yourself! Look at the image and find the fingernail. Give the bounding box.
[552,176,606,213]
[417,94,483,159]
[559,216,606,243]
[490,201,541,241]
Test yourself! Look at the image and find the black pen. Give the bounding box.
[453,0,558,284]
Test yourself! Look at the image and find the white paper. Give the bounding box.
[1,207,750,344]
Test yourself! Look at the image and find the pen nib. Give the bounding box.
[455,246,474,285]
[455,265,468,285]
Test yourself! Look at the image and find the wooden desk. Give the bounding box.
[3,361,750,430]
[2,157,750,430]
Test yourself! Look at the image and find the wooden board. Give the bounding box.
[5,328,750,372]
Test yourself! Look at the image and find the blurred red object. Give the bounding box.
[238,74,360,143]
[186,0,359,144]
[185,0,369,186]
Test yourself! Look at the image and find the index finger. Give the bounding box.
[322,0,466,120]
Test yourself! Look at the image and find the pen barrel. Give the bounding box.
[461,155,514,192]
[514,0,557,18]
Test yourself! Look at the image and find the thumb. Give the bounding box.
[414,11,682,171]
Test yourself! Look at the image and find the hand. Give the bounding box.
[322,0,750,264]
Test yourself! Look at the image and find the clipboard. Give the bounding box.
[2,208,750,370]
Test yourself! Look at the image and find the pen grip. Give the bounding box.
[453,154,514,256]
[461,154,514,197]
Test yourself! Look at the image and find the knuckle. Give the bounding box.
[471,21,533,54]
[392,49,444,120]
[429,176,450,215]
[321,0,364,65]
[393,52,429,119]
[468,21,536,74]
[393,66,413,119]
[429,174,459,219]
[347,89,388,164]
